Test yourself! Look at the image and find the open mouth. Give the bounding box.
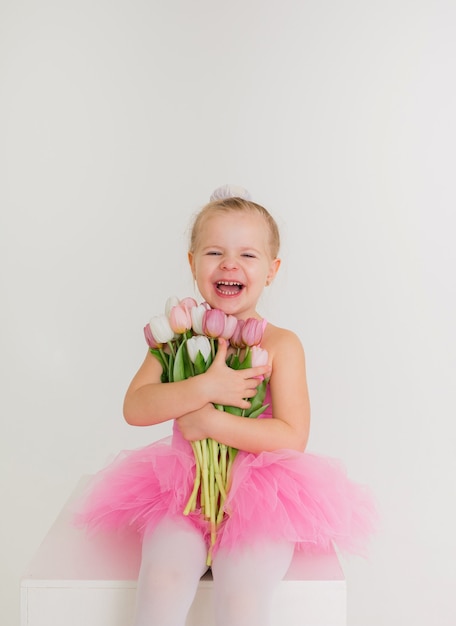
[215,280,244,296]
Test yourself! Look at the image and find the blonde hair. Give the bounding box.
[189,197,280,258]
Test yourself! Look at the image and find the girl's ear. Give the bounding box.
[188,251,196,279]
[266,257,281,285]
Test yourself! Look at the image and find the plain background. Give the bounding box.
[1,1,455,624]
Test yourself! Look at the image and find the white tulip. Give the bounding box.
[164,295,180,317]
[186,335,211,363]
[148,314,175,344]
[191,304,208,335]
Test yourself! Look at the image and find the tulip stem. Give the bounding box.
[220,444,227,486]
[211,439,227,500]
[183,443,201,515]
[226,446,238,490]
[201,439,210,518]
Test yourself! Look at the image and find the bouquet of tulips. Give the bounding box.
[144,296,270,563]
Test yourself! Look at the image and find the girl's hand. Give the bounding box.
[203,338,271,409]
[176,405,214,441]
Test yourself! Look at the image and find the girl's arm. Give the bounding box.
[123,341,271,426]
[177,327,310,452]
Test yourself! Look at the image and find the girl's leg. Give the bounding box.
[211,540,294,626]
[133,516,208,626]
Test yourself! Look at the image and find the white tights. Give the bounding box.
[132,516,294,626]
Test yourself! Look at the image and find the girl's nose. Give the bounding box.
[220,255,238,270]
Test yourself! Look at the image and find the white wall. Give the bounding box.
[1,1,455,624]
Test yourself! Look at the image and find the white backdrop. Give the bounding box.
[1,1,455,625]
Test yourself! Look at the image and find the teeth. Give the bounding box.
[216,280,243,295]
[218,281,242,286]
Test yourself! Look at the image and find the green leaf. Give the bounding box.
[194,351,207,375]
[223,405,244,416]
[248,378,269,413]
[182,342,194,379]
[238,349,252,369]
[173,341,187,382]
[150,348,170,383]
[168,357,174,382]
[229,354,241,370]
[246,403,269,419]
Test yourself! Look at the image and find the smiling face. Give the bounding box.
[188,210,280,319]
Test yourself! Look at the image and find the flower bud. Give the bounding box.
[179,297,198,310]
[230,319,245,348]
[144,324,161,349]
[191,303,208,335]
[148,314,175,344]
[203,308,226,338]
[169,304,192,334]
[165,296,180,317]
[241,318,265,347]
[250,346,269,367]
[187,335,211,363]
[221,314,238,340]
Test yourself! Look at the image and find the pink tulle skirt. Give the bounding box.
[75,421,377,556]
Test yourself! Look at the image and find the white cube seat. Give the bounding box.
[21,477,346,626]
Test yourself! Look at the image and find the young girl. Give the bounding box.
[78,185,376,626]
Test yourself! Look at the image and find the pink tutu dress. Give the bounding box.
[76,388,377,557]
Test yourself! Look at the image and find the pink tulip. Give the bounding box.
[250,346,269,367]
[144,324,161,349]
[230,319,245,348]
[203,308,226,338]
[179,297,198,310]
[169,304,192,334]
[241,318,265,347]
[221,314,238,340]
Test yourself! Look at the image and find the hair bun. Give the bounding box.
[210,184,252,202]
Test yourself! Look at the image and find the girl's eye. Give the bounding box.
[206,251,221,256]
[242,253,256,258]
